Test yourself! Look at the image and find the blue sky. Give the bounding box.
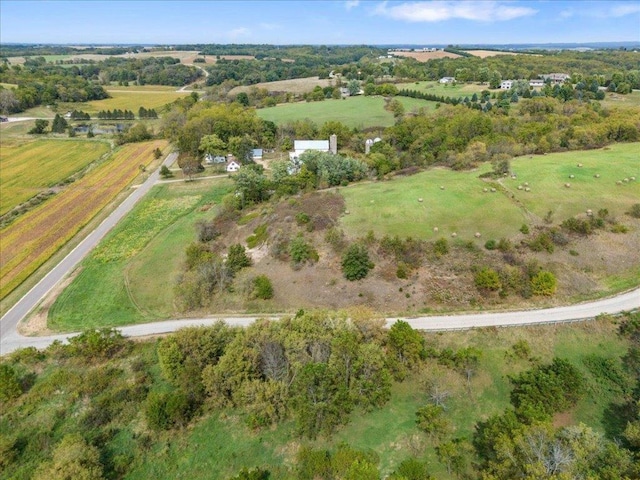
[1,1,639,45]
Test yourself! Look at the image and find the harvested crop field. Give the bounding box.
[389,50,461,61]
[229,76,333,96]
[0,140,167,299]
[76,88,190,114]
[0,138,111,215]
[462,50,524,58]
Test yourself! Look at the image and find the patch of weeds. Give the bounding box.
[246,224,268,248]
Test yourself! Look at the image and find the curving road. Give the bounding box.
[0,152,638,355]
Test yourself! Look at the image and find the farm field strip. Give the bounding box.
[78,90,189,113]
[0,140,167,299]
[0,138,111,215]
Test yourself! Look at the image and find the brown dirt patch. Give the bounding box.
[390,51,461,61]
[553,410,575,428]
[228,77,333,96]
[19,270,79,336]
[463,50,522,58]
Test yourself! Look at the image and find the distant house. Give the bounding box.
[64,111,72,119]
[500,80,514,90]
[539,73,571,84]
[252,148,263,160]
[204,154,227,165]
[439,77,455,84]
[529,79,544,88]
[226,160,241,173]
[340,87,351,98]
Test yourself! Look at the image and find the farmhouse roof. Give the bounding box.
[294,140,329,152]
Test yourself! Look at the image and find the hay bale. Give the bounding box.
[631,176,636,181]
[440,186,445,190]
[525,187,531,192]
[624,178,629,182]
[344,210,350,215]
[474,232,481,238]
[483,188,488,193]
[569,174,574,179]
[433,227,439,232]
[370,200,375,203]
[586,209,593,216]
[524,182,529,187]
[490,188,496,192]
[616,180,623,185]
[511,175,517,179]
[418,198,423,202]
[594,174,600,178]
[577,163,583,167]
[517,186,523,190]
[565,183,571,188]
[451,232,457,238]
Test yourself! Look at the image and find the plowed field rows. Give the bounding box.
[0,140,167,299]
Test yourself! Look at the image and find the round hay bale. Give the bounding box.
[451,232,457,238]
[565,183,571,188]
[511,175,517,179]
[344,210,350,215]
[440,186,445,190]
[524,182,529,187]
[577,163,583,167]
[616,180,623,185]
[594,174,600,178]
[433,227,439,232]
[474,232,481,238]
[624,178,629,182]
[525,187,531,192]
[569,174,574,179]
[483,188,488,193]
[586,209,593,216]
[418,198,423,202]
[631,176,636,181]
[370,200,374,203]
[517,185,523,190]
[490,188,496,192]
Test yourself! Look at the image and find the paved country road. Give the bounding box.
[0,152,638,355]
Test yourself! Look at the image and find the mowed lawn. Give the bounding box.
[505,143,640,219]
[397,81,487,99]
[257,95,435,128]
[340,165,527,241]
[66,87,189,114]
[0,138,111,215]
[0,140,167,300]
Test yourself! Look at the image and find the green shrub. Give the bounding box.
[434,237,449,256]
[341,244,374,281]
[497,238,513,252]
[611,223,629,233]
[628,203,640,218]
[325,227,346,252]
[227,244,252,273]
[159,165,173,178]
[0,364,22,402]
[253,275,274,300]
[530,270,557,296]
[295,212,310,226]
[529,232,554,253]
[474,267,502,291]
[67,328,128,360]
[289,235,319,266]
[396,262,409,279]
[484,239,497,250]
[519,224,530,234]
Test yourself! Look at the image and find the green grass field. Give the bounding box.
[60,87,189,115]
[0,138,111,215]
[506,143,639,219]
[397,81,487,99]
[48,179,233,331]
[340,143,640,241]
[257,96,434,128]
[340,165,527,241]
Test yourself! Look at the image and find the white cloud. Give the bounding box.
[228,27,250,39]
[345,0,360,10]
[559,9,574,19]
[260,22,280,30]
[608,3,640,17]
[373,1,537,22]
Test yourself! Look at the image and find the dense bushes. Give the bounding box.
[341,243,374,281]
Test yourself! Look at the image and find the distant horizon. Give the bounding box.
[2,1,639,45]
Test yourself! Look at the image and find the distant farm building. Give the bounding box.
[204,154,227,165]
[226,159,241,173]
[252,148,263,160]
[288,135,337,173]
[500,80,514,90]
[539,73,571,84]
[439,77,455,84]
